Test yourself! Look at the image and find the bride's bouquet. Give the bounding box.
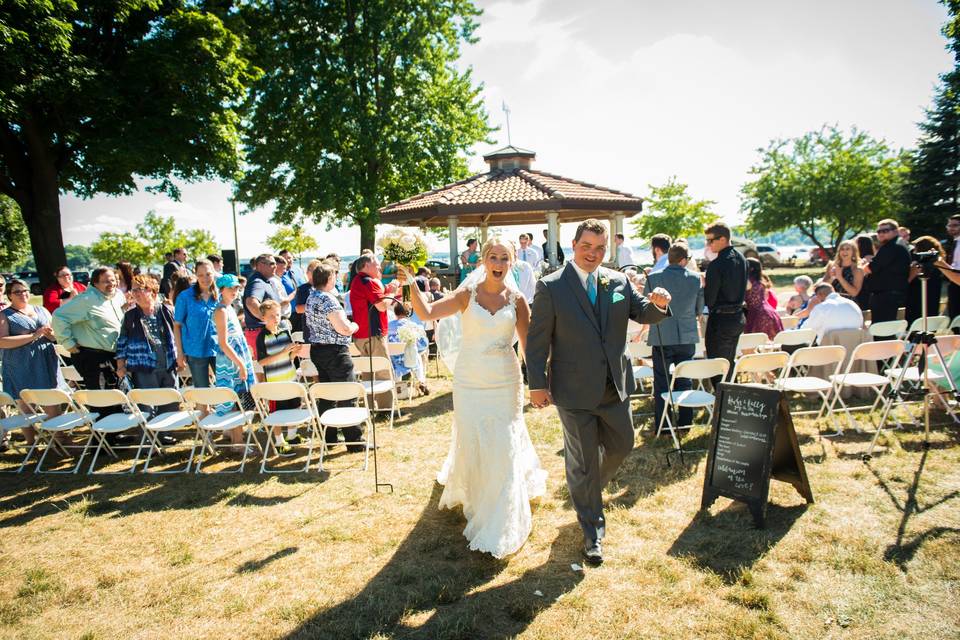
[378,227,429,300]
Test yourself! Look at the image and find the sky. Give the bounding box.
[58,0,954,257]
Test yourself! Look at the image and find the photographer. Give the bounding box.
[906,237,945,326]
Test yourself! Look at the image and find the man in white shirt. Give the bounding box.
[647,234,671,274]
[513,259,536,303]
[614,233,635,268]
[802,283,863,344]
[517,233,543,269]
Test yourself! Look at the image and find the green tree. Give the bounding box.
[0,195,30,271]
[741,125,907,253]
[266,225,318,263]
[64,245,94,272]
[89,211,218,267]
[235,0,491,251]
[0,0,257,288]
[630,177,718,241]
[903,0,960,237]
[90,233,151,267]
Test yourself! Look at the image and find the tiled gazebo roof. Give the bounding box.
[378,147,643,227]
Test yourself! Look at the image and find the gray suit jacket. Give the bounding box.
[644,264,703,346]
[527,263,669,410]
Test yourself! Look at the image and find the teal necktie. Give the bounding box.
[586,272,597,305]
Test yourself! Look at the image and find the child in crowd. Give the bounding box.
[256,300,301,455]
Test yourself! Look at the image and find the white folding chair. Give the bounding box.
[827,340,906,433]
[627,342,654,395]
[60,365,85,390]
[868,319,908,340]
[308,382,373,471]
[298,358,319,382]
[0,391,46,473]
[772,328,816,350]
[929,334,960,420]
[907,315,950,335]
[386,341,415,399]
[184,387,260,473]
[657,358,730,449]
[20,389,97,474]
[949,315,960,334]
[736,333,770,356]
[351,356,401,428]
[53,343,73,365]
[729,351,790,386]
[776,345,847,436]
[251,381,318,473]
[884,333,960,424]
[73,389,149,474]
[780,316,800,330]
[127,388,200,474]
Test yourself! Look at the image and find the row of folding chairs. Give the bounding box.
[0,381,375,475]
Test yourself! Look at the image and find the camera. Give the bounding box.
[914,249,939,266]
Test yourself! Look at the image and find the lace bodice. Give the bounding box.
[459,285,518,357]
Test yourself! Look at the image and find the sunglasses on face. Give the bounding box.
[877,227,896,234]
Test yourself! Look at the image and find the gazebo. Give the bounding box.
[378,146,644,273]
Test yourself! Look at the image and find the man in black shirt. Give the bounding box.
[542,229,565,265]
[703,222,747,386]
[865,219,911,329]
[944,215,960,318]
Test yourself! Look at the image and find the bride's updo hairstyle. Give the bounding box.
[480,235,516,263]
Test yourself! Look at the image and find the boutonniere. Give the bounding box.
[597,274,610,289]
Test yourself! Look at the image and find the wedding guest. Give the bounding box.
[42,266,86,313]
[745,258,783,339]
[822,239,864,302]
[206,254,223,275]
[115,261,134,296]
[542,228,565,264]
[944,214,960,318]
[785,275,813,315]
[255,300,300,453]
[169,272,195,314]
[388,302,429,396]
[349,254,398,407]
[856,234,876,310]
[517,233,542,269]
[761,272,778,311]
[513,258,536,303]
[865,219,911,327]
[615,233,635,269]
[802,283,864,344]
[242,254,282,358]
[647,234,670,274]
[703,222,747,382]
[212,274,256,451]
[906,236,945,326]
[161,247,187,299]
[460,238,479,283]
[645,243,703,430]
[305,262,363,451]
[428,278,444,301]
[273,255,296,328]
[116,274,180,422]
[293,259,323,339]
[0,279,63,446]
[279,249,307,286]
[173,259,219,389]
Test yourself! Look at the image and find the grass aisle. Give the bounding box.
[0,373,958,639]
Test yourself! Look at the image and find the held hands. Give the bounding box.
[648,287,671,309]
[529,389,552,409]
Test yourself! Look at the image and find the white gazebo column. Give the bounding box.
[614,212,626,266]
[447,216,459,276]
[608,215,617,263]
[480,222,489,245]
[547,211,560,267]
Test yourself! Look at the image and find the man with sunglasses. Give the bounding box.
[703,222,747,385]
[863,219,911,329]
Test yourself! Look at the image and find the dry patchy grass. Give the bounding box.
[0,371,958,639]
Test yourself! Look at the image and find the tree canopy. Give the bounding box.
[0,0,257,287]
[266,225,318,258]
[235,0,492,251]
[0,196,30,271]
[630,177,718,241]
[90,211,218,267]
[740,125,907,252]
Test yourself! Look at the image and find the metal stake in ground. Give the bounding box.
[368,298,396,493]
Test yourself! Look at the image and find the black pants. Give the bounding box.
[705,313,744,388]
[949,283,960,321]
[870,291,905,335]
[74,347,121,416]
[310,343,362,446]
[652,344,696,430]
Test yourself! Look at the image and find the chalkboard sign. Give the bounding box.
[701,383,813,528]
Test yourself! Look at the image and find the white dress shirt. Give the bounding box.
[569,261,667,313]
[952,238,960,269]
[803,292,864,343]
[617,244,635,268]
[513,260,536,303]
[517,244,542,268]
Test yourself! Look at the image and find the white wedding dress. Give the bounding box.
[437,284,547,558]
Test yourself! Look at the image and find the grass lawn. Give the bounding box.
[1,366,958,640]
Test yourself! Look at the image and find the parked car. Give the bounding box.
[15,271,42,295]
[425,259,449,271]
[756,244,782,267]
[73,270,90,285]
[700,237,760,270]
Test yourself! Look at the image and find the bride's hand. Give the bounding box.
[395,265,414,287]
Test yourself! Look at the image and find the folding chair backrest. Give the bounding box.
[908,315,950,334]
[780,316,800,330]
[936,334,960,358]
[21,388,74,411]
[737,333,770,353]
[0,391,16,410]
[674,358,729,381]
[299,359,319,379]
[732,351,790,378]
[850,340,904,364]
[772,329,816,347]
[54,343,72,361]
[250,381,308,404]
[868,320,907,339]
[627,342,652,360]
[308,381,365,404]
[788,345,846,369]
[387,342,406,356]
[74,389,133,410]
[128,388,184,410]
[61,366,84,385]
[184,387,241,410]
[351,356,394,377]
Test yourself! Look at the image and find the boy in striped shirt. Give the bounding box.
[257,300,301,455]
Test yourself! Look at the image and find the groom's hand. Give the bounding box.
[529,389,552,409]
[649,287,671,310]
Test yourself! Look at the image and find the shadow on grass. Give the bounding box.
[667,502,808,584]
[284,483,584,640]
[237,546,299,574]
[866,448,960,571]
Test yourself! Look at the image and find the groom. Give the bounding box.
[526,219,672,566]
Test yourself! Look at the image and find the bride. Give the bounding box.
[397,237,547,558]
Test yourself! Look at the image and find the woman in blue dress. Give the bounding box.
[0,279,64,446]
[212,274,256,452]
[459,238,479,284]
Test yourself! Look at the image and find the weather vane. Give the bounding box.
[502,101,512,146]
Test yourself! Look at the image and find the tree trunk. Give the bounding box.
[358,212,377,253]
[18,166,67,291]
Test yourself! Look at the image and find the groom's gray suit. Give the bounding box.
[526,262,669,544]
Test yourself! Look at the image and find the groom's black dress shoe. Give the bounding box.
[582,540,603,566]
